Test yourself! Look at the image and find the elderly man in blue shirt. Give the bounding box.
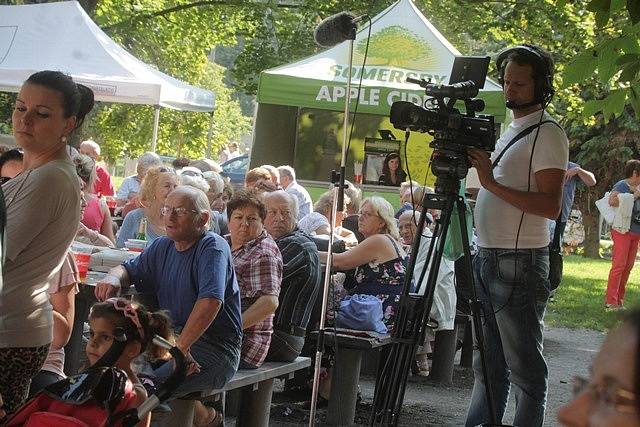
[95,186,242,426]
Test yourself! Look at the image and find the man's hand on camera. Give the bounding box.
[468,148,495,190]
[95,273,121,301]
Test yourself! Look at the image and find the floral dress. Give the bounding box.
[350,235,407,325]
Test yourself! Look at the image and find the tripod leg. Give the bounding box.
[455,197,498,426]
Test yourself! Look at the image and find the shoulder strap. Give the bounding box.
[492,120,562,168]
[385,234,402,259]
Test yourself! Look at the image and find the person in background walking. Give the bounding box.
[605,159,640,310]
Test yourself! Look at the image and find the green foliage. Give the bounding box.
[231,0,390,95]
[87,0,254,161]
[0,0,253,160]
[564,1,640,120]
[0,93,14,135]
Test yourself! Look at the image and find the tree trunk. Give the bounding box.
[581,210,600,258]
[575,186,604,259]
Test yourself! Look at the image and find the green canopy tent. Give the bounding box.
[251,0,505,184]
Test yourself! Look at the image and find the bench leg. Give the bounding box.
[327,348,362,426]
[460,321,473,368]
[162,399,196,427]
[238,379,275,427]
[430,328,456,384]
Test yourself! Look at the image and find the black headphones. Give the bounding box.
[496,44,555,106]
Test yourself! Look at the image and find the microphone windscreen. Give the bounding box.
[314,11,357,47]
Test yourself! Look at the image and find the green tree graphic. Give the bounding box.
[355,26,433,68]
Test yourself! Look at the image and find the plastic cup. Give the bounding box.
[106,197,117,216]
[353,162,363,185]
[72,244,93,282]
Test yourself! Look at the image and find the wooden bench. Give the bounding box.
[310,329,393,426]
[161,357,311,427]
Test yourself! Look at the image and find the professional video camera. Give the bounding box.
[389,56,497,183]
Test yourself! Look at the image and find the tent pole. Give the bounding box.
[205,110,215,158]
[151,105,161,153]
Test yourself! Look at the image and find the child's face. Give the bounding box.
[86,317,116,366]
[86,317,140,368]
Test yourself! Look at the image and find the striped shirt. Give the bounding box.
[273,229,321,336]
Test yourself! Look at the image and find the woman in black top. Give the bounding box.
[378,152,406,187]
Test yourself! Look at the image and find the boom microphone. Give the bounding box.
[313,11,368,47]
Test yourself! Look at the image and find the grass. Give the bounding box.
[546,254,640,331]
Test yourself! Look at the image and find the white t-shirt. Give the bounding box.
[0,159,80,348]
[42,251,79,378]
[474,110,568,249]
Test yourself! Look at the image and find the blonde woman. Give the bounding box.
[321,196,407,325]
[116,166,178,248]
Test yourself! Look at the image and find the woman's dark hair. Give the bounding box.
[227,187,266,221]
[172,157,191,169]
[0,148,23,173]
[25,71,95,131]
[624,159,640,179]
[89,300,174,360]
[382,152,403,180]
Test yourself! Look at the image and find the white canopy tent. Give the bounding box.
[0,1,215,151]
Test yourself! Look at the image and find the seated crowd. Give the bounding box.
[0,70,501,425]
[0,120,460,425]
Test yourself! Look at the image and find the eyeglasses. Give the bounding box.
[105,297,145,341]
[573,375,638,413]
[160,206,198,217]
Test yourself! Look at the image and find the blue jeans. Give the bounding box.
[154,334,240,399]
[465,247,550,427]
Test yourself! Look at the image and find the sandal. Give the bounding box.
[197,407,223,427]
[411,356,430,377]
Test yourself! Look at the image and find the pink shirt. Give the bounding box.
[81,197,105,232]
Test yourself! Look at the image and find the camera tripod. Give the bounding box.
[369,160,499,426]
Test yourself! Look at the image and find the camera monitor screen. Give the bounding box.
[363,137,401,186]
[449,56,490,89]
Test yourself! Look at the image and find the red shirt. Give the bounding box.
[94,164,115,196]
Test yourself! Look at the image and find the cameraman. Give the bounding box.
[465,45,568,427]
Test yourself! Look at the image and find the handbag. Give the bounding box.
[336,294,388,334]
[595,192,616,225]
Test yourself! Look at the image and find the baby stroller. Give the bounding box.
[5,330,186,427]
